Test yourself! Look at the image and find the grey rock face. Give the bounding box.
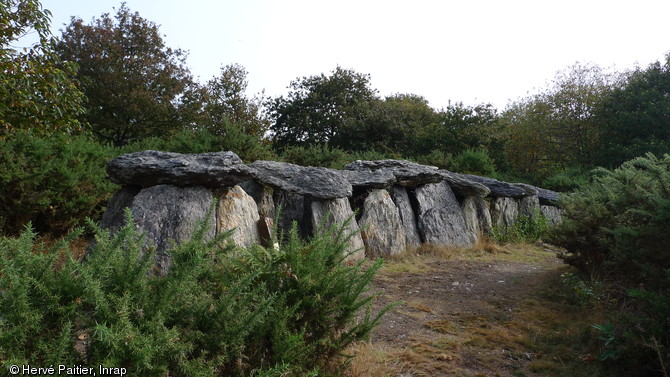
[130,185,216,276]
[249,160,352,199]
[107,150,254,188]
[414,182,473,247]
[239,179,275,218]
[99,186,141,232]
[217,185,260,248]
[461,196,493,241]
[344,160,443,186]
[391,186,422,251]
[438,170,491,197]
[341,169,396,189]
[518,195,540,219]
[491,197,519,228]
[455,173,533,198]
[273,189,310,238]
[514,183,560,205]
[311,197,365,261]
[540,205,563,226]
[359,189,406,257]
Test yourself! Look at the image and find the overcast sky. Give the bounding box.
[34,0,670,110]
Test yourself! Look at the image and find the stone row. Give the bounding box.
[102,151,563,272]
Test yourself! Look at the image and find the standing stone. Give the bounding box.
[460,196,493,242]
[358,189,406,257]
[518,195,540,219]
[217,185,260,248]
[311,198,365,261]
[414,182,473,247]
[130,185,216,276]
[540,205,563,226]
[99,186,141,232]
[490,197,519,228]
[239,179,275,219]
[391,186,422,251]
[273,189,310,239]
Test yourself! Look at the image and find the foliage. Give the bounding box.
[501,63,619,177]
[0,131,117,236]
[551,153,670,285]
[0,0,86,136]
[124,127,277,163]
[268,66,379,151]
[541,165,593,192]
[448,148,496,176]
[490,211,548,244]
[551,153,670,376]
[421,102,500,156]
[55,3,197,146]
[280,144,352,169]
[0,212,388,376]
[596,54,670,168]
[199,63,270,139]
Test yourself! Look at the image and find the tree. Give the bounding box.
[596,54,670,167]
[501,63,619,176]
[0,0,85,136]
[55,3,197,145]
[268,66,378,151]
[200,63,269,138]
[366,93,439,155]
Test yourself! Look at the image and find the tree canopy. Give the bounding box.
[55,3,196,145]
[0,0,85,136]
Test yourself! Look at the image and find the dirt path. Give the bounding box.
[347,244,602,377]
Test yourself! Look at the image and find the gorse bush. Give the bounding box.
[551,153,670,286]
[551,153,670,376]
[0,212,388,376]
[0,131,118,236]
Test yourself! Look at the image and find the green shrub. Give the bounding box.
[542,166,593,192]
[448,148,496,176]
[414,150,451,169]
[551,153,670,286]
[125,127,277,162]
[490,211,548,244]
[0,213,388,376]
[551,153,670,375]
[0,131,118,236]
[279,144,352,169]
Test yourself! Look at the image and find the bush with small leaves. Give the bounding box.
[0,212,389,376]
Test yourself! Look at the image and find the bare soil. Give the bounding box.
[346,243,604,377]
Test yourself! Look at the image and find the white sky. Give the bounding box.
[33,0,670,110]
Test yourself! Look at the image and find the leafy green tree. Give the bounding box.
[0,0,85,135]
[200,63,270,138]
[268,66,378,151]
[596,54,670,167]
[55,3,197,145]
[366,93,439,155]
[502,63,619,176]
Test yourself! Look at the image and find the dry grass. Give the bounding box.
[344,241,608,377]
[342,341,414,377]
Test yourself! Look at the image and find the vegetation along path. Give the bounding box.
[346,243,606,377]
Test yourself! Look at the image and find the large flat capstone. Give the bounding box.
[344,160,443,186]
[249,160,352,199]
[107,150,255,188]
